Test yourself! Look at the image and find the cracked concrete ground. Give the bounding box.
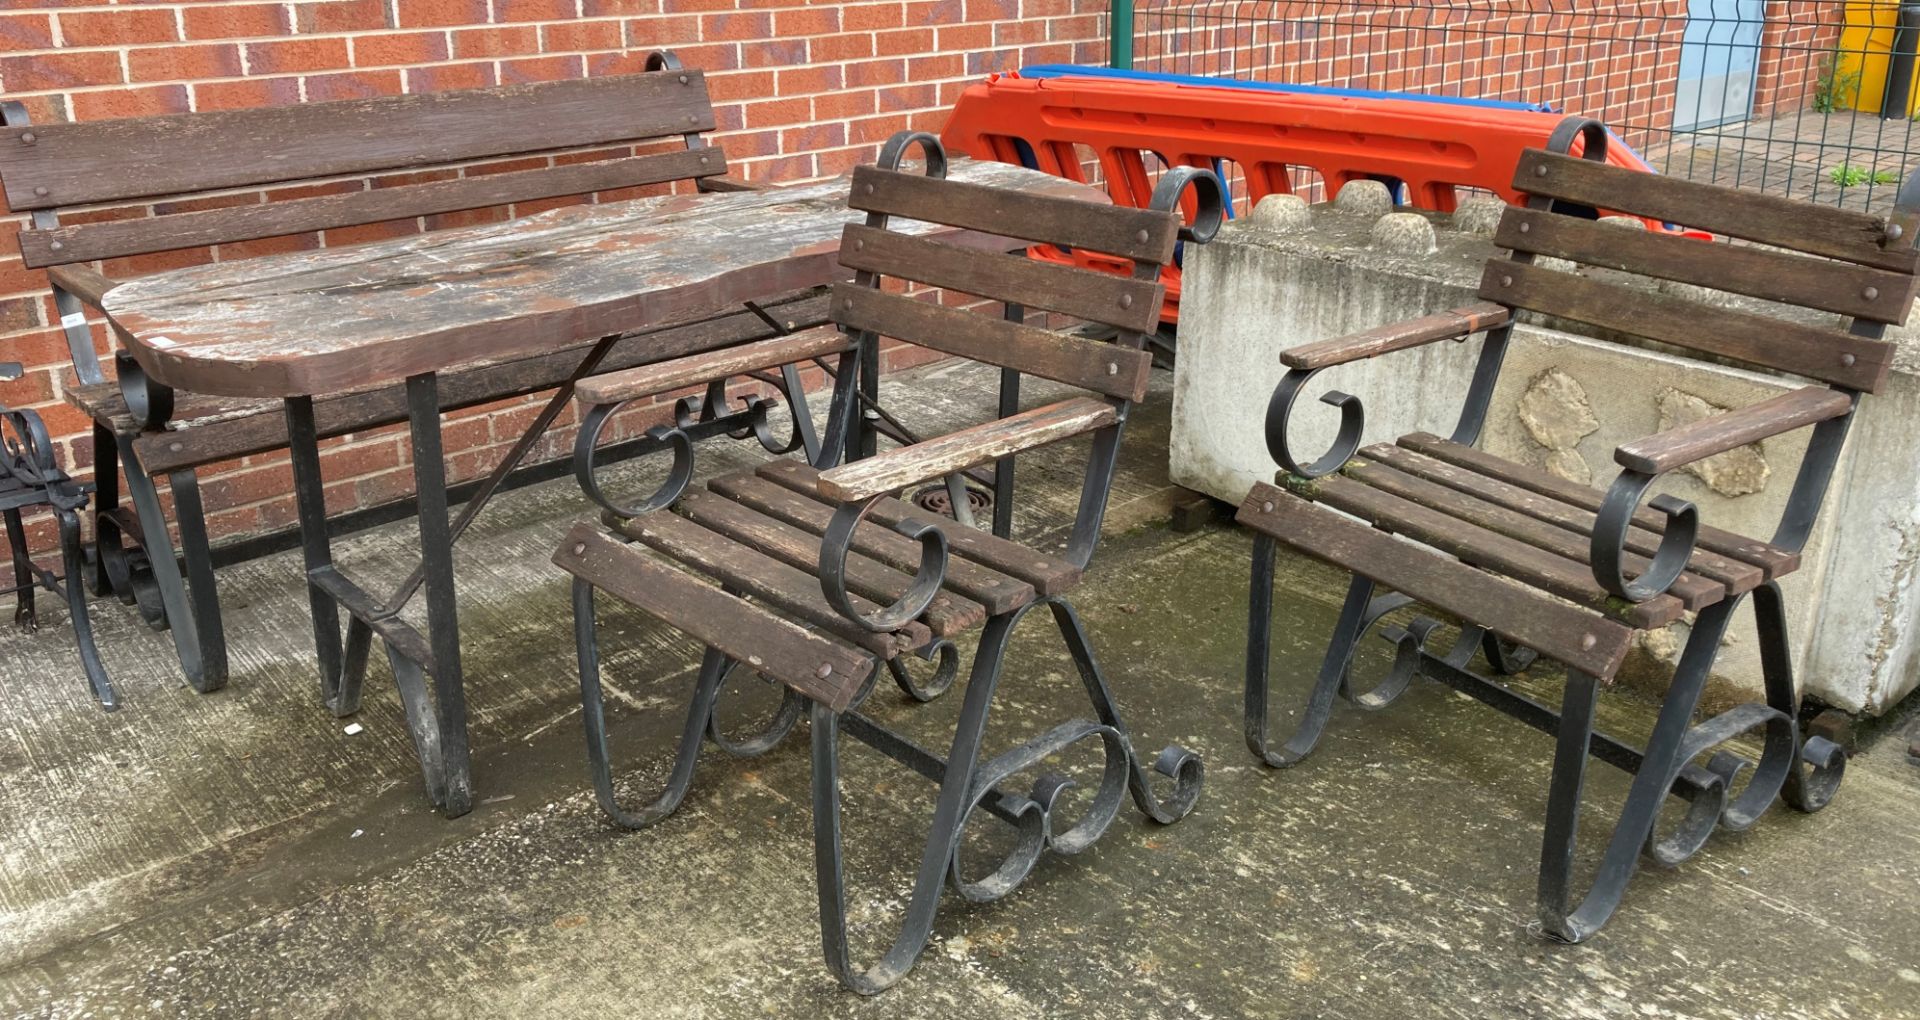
[3,362,1918,1019]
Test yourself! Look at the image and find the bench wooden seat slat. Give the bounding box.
[1493,205,1919,323]
[758,461,1087,595]
[554,522,872,712]
[1340,454,1728,611]
[1360,443,1766,594]
[1395,432,1799,579]
[847,164,1179,263]
[0,72,719,211]
[573,324,848,406]
[674,488,987,638]
[705,471,1038,613]
[612,511,931,658]
[1513,149,1919,273]
[1296,471,1686,628]
[1479,260,1894,392]
[19,148,725,269]
[1238,483,1634,677]
[832,284,1153,401]
[837,224,1164,334]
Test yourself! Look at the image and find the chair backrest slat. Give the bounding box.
[1512,149,1917,272]
[1479,260,1894,391]
[837,224,1163,334]
[0,71,715,212]
[1494,205,1918,323]
[18,147,724,269]
[848,164,1179,262]
[833,282,1154,401]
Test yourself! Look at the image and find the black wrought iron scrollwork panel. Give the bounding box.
[0,402,115,707]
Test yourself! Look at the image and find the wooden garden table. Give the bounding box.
[98,159,1100,816]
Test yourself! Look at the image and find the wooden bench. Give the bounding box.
[1239,116,1920,943]
[0,53,829,695]
[550,132,1217,992]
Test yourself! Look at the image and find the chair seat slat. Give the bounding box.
[1237,483,1634,678]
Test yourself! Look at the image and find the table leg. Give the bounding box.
[283,377,473,818]
[404,372,472,816]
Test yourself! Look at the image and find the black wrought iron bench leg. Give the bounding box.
[115,444,229,693]
[5,507,33,631]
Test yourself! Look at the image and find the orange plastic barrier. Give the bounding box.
[941,71,1662,325]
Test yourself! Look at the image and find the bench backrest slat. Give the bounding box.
[1511,149,1917,272]
[1480,260,1896,391]
[837,224,1163,334]
[0,72,715,213]
[17,146,723,269]
[847,164,1179,262]
[833,283,1153,401]
[1491,146,1920,393]
[835,162,1179,402]
[1493,204,1919,323]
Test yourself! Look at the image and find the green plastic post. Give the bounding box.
[1110,0,1134,69]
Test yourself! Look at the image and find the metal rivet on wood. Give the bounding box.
[1135,229,1150,243]
[1888,223,1905,241]
[1261,501,1274,513]
[18,132,34,144]
[1580,633,1596,650]
[1842,353,1857,366]
[572,542,586,556]
[47,241,61,251]
[32,186,47,197]
[1864,286,1879,300]
[1518,221,1530,233]
[815,662,834,678]
[1500,275,1513,287]
[1119,293,1133,309]
[678,74,689,84]
[1534,164,1547,177]
[1106,362,1118,375]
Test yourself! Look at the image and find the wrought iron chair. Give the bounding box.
[0,361,112,707]
[552,132,1215,992]
[1239,116,1920,942]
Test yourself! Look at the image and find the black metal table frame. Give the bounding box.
[279,324,820,817]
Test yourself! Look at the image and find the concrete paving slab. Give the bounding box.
[2,363,1917,1019]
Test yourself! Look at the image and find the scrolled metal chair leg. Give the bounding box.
[575,577,726,829]
[1536,600,1731,942]
[1246,539,1376,768]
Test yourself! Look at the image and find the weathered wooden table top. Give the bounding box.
[102,159,1097,399]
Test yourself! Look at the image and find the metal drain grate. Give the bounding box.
[911,481,993,520]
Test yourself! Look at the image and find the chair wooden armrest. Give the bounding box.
[46,264,120,311]
[1613,386,1852,474]
[815,397,1117,502]
[1280,302,1511,371]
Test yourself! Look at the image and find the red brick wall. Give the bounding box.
[0,0,1108,548]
